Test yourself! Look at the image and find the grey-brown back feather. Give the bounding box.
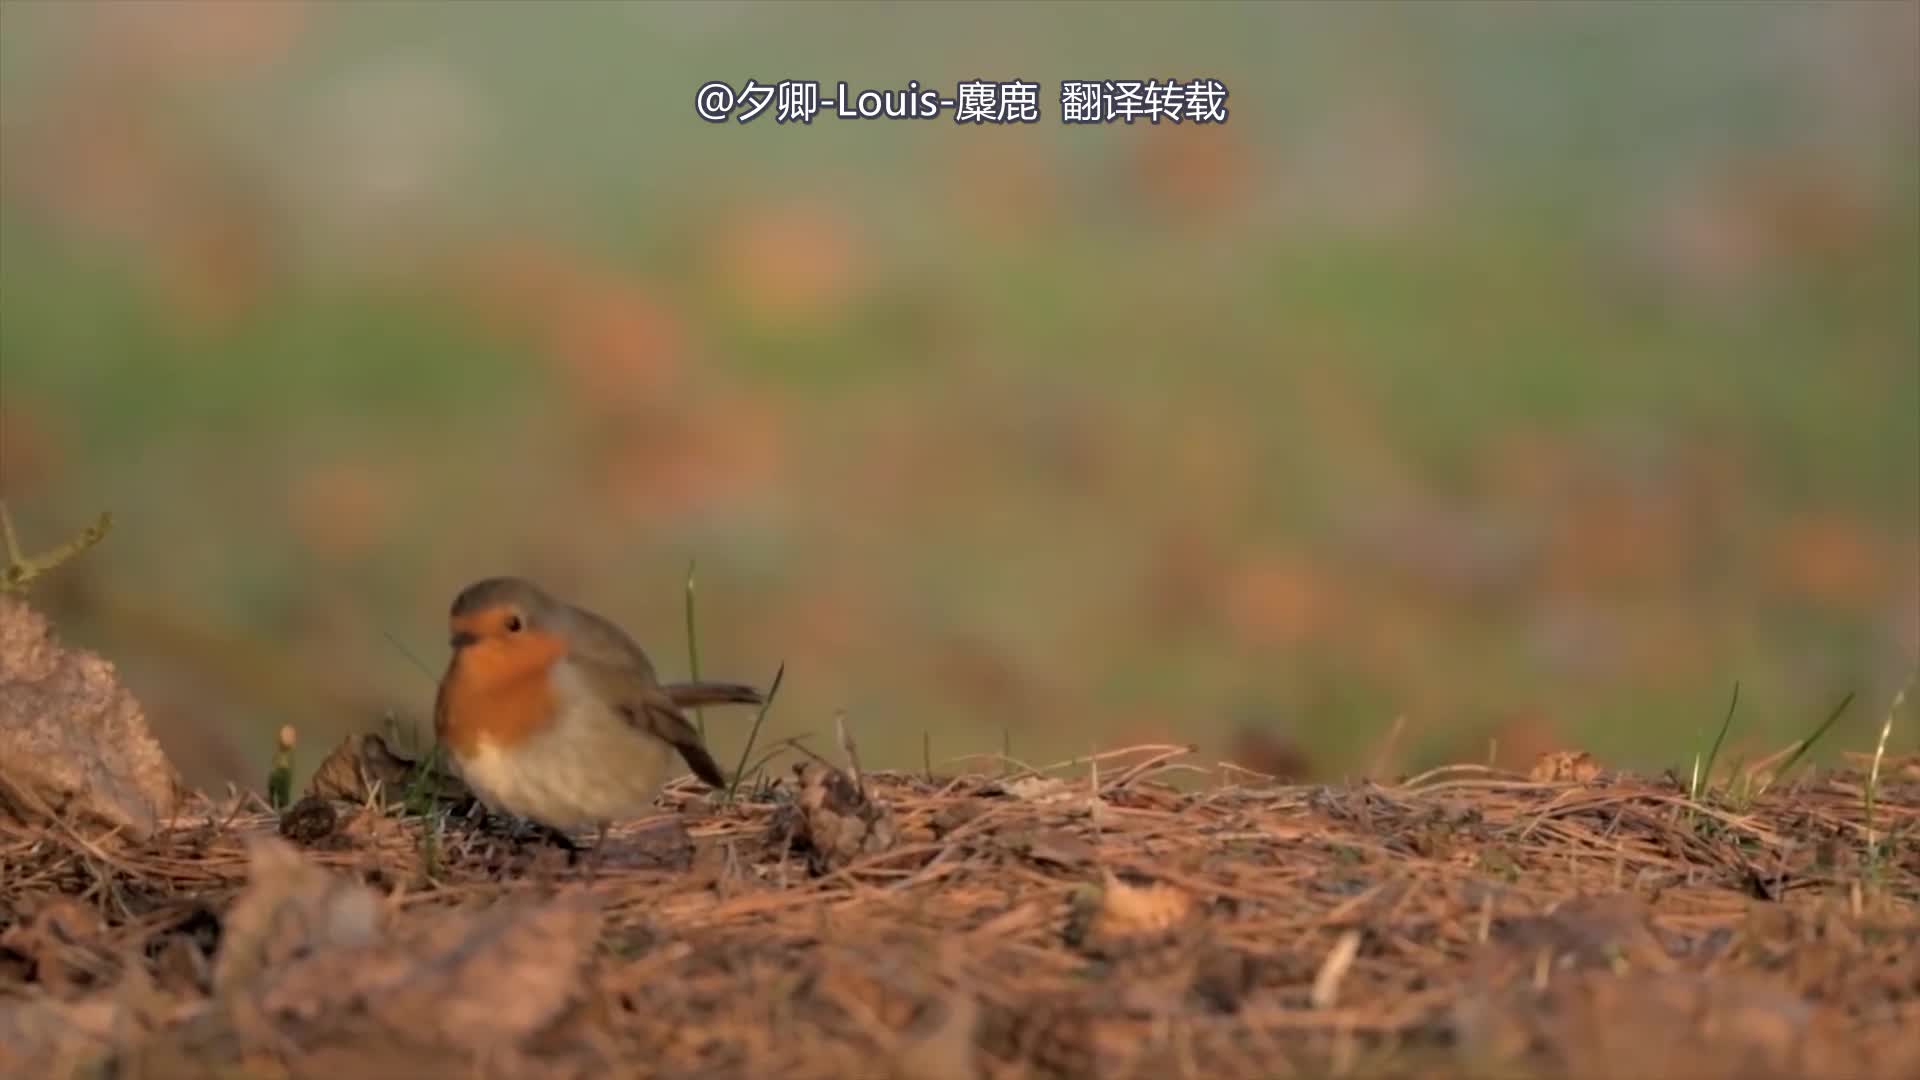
[551,602,661,683]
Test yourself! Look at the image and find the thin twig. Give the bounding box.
[0,506,113,593]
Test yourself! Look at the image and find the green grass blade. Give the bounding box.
[684,559,705,741]
[1764,690,1857,794]
[1699,681,1740,799]
[726,662,785,801]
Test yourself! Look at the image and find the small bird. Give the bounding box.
[433,576,763,853]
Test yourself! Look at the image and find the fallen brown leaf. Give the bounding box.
[771,761,900,874]
[0,595,181,840]
[1530,750,1604,784]
[1075,873,1195,944]
[305,732,468,805]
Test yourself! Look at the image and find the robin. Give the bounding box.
[433,576,763,854]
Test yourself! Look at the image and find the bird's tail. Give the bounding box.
[662,680,765,709]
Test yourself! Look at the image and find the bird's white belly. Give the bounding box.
[455,698,675,830]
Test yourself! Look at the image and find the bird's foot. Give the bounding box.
[523,822,583,865]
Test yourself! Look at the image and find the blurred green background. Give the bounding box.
[2,0,1915,794]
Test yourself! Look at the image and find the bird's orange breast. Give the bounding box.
[435,630,569,757]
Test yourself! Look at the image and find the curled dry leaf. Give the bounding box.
[1530,750,1604,784]
[0,595,182,840]
[1073,873,1195,944]
[772,761,900,874]
[1064,873,1210,1008]
[305,732,469,805]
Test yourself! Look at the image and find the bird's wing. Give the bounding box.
[569,654,727,789]
[556,603,662,682]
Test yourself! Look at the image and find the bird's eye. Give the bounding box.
[504,614,523,633]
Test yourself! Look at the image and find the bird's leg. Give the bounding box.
[453,799,493,843]
[583,822,606,876]
[534,823,583,865]
[495,814,528,846]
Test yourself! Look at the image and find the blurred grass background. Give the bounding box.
[1,0,1915,794]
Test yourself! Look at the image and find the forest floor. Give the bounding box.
[3,740,1917,1080]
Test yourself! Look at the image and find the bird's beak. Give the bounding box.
[449,631,477,650]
